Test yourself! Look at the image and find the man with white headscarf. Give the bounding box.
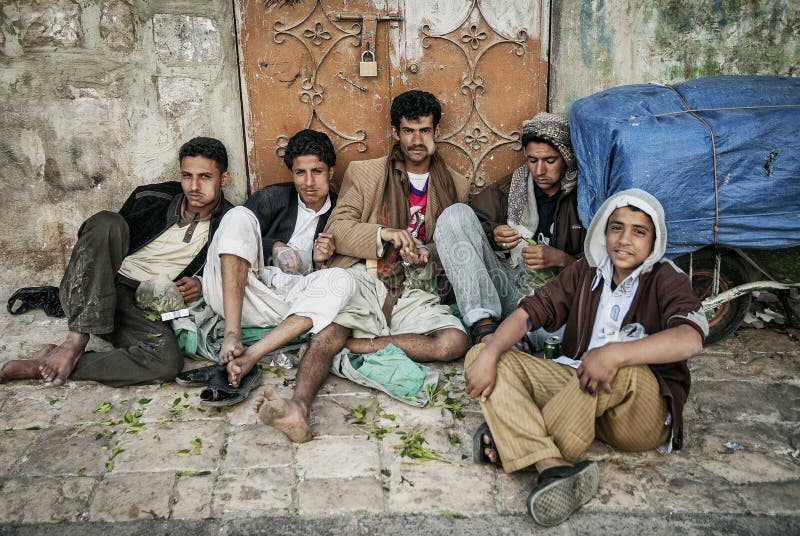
[435,112,586,345]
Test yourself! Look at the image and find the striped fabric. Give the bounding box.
[466,345,669,473]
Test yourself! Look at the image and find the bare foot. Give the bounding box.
[254,387,312,443]
[0,344,57,383]
[226,348,261,387]
[39,334,89,386]
[482,433,500,464]
[219,331,245,364]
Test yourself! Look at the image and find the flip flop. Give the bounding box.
[199,366,262,408]
[176,364,226,387]
[527,460,599,527]
[472,422,502,465]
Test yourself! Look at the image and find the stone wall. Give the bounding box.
[549,0,799,112]
[0,0,245,296]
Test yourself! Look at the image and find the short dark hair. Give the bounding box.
[521,133,557,151]
[283,129,336,171]
[179,137,228,173]
[390,90,442,130]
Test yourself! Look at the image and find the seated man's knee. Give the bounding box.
[464,343,484,367]
[434,203,472,238]
[217,206,259,240]
[431,328,468,361]
[143,338,184,382]
[80,211,128,238]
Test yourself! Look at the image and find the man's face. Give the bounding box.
[180,155,229,216]
[292,154,333,211]
[605,206,656,282]
[393,115,440,172]
[525,141,565,197]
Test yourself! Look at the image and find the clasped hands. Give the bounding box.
[380,227,429,266]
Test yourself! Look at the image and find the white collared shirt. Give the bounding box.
[587,256,644,351]
[287,194,332,272]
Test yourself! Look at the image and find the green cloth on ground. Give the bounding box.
[331,344,439,407]
[172,298,308,361]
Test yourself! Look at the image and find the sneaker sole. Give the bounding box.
[527,461,599,527]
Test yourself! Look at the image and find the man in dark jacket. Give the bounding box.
[202,129,353,389]
[0,137,233,387]
[434,113,586,345]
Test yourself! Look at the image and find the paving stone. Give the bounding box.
[16,425,110,477]
[298,476,385,515]
[637,461,748,513]
[690,380,799,424]
[735,329,799,353]
[317,373,375,397]
[214,468,294,514]
[386,463,494,515]
[376,396,455,429]
[0,388,60,429]
[0,476,94,523]
[56,382,149,426]
[311,393,376,437]
[380,424,466,468]
[221,424,293,471]
[112,420,226,473]
[736,481,800,515]
[492,468,533,514]
[134,383,220,423]
[172,472,215,519]
[296,436,379,479]
[89,471,174,521]
[0,429,39,475]
[99,0,135,52]
[589,461,650,512]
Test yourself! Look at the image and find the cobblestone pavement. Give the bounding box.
[0,309,798,535]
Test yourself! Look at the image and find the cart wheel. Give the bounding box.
[675,251,752,345]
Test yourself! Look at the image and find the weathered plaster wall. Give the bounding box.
[0,0,245,296]
[550,0,799,112]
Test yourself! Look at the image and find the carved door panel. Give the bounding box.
[236,0,550,195]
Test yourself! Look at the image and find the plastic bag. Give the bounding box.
[135,274,184,314]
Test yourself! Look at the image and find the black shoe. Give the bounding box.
[527,460,599,526]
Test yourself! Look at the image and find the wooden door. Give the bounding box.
[236,0,550,196]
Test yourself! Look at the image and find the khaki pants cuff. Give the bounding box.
[502,447,563,474]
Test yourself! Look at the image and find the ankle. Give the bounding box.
[65,332,90,348]
[535,457,571,473]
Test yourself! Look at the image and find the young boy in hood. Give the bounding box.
[465,189,708,527]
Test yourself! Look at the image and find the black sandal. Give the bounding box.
[472,422,502,465]
[176,364,226,387]
[199,366,262,408]
[471,321,498,344]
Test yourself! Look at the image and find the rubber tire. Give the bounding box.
[675,250,752,346]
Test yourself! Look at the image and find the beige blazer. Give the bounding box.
[325,155,469,269]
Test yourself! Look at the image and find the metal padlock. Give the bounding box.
[359,50,378,77]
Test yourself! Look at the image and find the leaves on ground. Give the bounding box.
[395,426,454,464]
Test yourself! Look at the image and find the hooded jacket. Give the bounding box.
[519,189,708,450]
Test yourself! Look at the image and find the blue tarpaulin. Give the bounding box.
[569,75,800,258]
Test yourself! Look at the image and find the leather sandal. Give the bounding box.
[176,364,226,387]
[199,366,262,408]
[471,320,498,344]
[472,422,502,466]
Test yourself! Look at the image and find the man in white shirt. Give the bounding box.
[202,129,354,390]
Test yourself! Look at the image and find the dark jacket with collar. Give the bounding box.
[470,173,585,258]
[117,181,233,280]
[244,182,337,263]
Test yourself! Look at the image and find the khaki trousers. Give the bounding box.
[465,345,670,473]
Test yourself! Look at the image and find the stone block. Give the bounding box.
[132,382,221,423]
[112,420,226,473]
[311,393,376,437]
[89,471,174,521]
[172,472,215,519]
[735,328,799,353]
[589,461,650,513]
[637,462,748,513]
[8,0,83,48]
[0,476,94,523]
[298,477,385,514]
[0,429,42,476]
[214,467,294,514]
[153,14,194,64]
[736,481,800,515]
[156,77,207,119]
[16,425,111,477]
[56,382,147,426]
[691,380,799,424]
[386,463,494,515]
[493,467,534,514]
[295,436,380,479]
[100,0,135,52]
[194,17,221,62]
[221,424,293,471]
[0,389,60,429]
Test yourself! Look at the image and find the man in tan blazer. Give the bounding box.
[253,90,469,442]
